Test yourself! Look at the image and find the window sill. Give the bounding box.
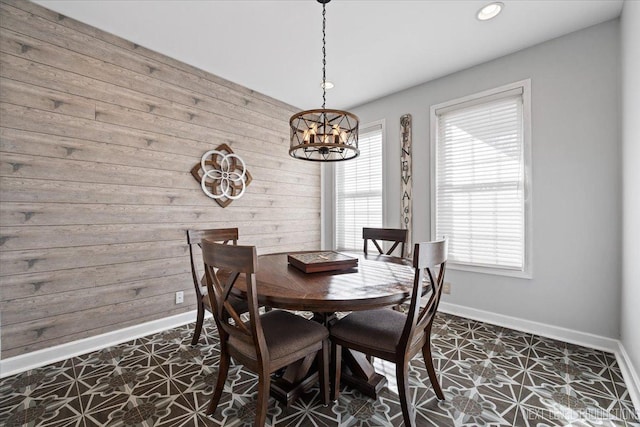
[447,262,532,279]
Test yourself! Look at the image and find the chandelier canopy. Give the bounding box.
[289,0,360,162]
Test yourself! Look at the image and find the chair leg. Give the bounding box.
[207,351,230,415]
[331,341,342,401]
[255,368,271,427]
[191,302,205,345]
[396,361,415,427]
[318,340,330,405]
[422,340,444,400]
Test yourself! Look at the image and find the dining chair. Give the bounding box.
[186,228,241,345]
[363,227,408,258]
[201,240,330,426]
[330,239,447,427]
[363,227,410,313]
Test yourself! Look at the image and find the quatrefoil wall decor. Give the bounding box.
[190,144,252,208]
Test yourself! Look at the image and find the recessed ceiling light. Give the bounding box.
[477,2,503,21]
[321,81,334,90]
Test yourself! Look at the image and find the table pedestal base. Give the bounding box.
[340,349,387,399]
[270,352,319,406]
[341,367,387,399]
[271,371,319,407]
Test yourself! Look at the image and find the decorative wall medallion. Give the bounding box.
[190,144,252,208]
[400,114,413,257]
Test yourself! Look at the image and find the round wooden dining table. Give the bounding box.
[232,251,418,403]
[251,251,415,312]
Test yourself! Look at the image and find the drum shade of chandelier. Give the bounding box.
[289,0,360,162]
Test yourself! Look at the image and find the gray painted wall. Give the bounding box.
[621,1,640,378]
[325,20,621,338]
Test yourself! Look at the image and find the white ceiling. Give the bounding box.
[33,0,623,110]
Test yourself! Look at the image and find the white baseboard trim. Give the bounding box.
[616,341,640,418]
[438,302,620,353]
[0,310,204,378]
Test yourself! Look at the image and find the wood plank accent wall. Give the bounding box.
[0,0,320,359]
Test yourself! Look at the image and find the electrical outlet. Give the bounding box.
[175,291,184,304]
[443,282,451,295]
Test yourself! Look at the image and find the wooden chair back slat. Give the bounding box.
[415,265,445,332]
[203,266,251,338]
[202,240,256,273]
[187,228,239,246]
[413,238,447,268]
[363,227,408,257]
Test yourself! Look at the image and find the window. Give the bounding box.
[431,80,532,277]
[335,122,383,251]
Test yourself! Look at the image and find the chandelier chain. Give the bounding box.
[322,1,326,110]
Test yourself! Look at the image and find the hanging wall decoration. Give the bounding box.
[400,114,413,257]
[191,143,252,208]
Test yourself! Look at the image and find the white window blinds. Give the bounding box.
[433,87,527,271]
[336,123,383,251]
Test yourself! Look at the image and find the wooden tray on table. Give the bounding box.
[287,251,358,273]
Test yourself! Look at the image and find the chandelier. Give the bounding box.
[289,0,360,162]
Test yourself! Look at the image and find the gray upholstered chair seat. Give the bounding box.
[230,310,329,362]
[329,308,406,353]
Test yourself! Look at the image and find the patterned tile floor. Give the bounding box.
[1,312,638,426]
